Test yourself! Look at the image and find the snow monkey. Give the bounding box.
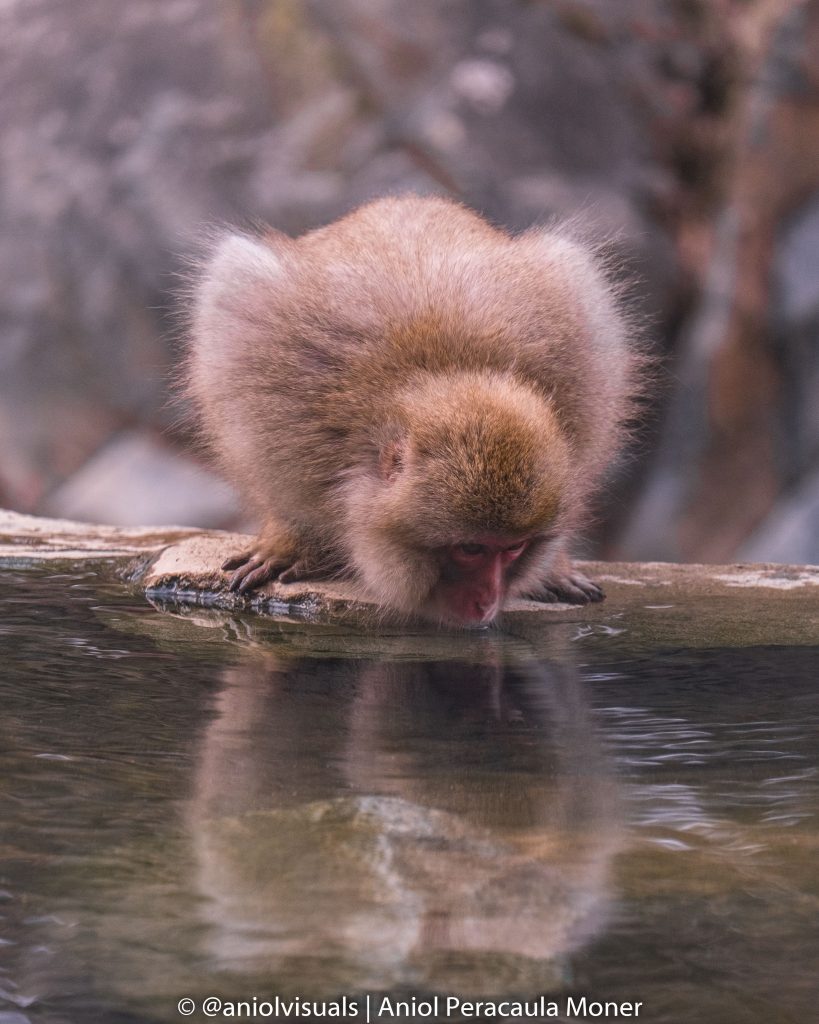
[186,196,642,625]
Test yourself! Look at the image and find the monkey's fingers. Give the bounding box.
[531,573,605,605]
[222,551,254,571]
[236,560,283,593]
[227,556,263,592]
[225,554,288,594]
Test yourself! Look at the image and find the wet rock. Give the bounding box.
[141,533,819,646]
[0,508,200,562]
[1,510,818,644]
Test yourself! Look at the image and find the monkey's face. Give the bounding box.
[346,497,560,626]
[349,460,555,626]
[344,488,552,626]
[345,373,573,625]
[428,535,531,625]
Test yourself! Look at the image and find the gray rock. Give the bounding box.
[0,0,280,502]
[773,193,819,326]
[41,431,240,528]
[738,465,819,566]
[0,0,697,541]
[771,191,819,477]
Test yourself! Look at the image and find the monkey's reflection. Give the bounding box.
[191,656,621,992]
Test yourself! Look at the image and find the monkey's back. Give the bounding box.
[189,195,638,535]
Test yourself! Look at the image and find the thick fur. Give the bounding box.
[186,195,642,619]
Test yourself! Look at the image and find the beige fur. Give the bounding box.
[186,195,643,621]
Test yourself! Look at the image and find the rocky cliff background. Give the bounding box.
[2,0,818,564]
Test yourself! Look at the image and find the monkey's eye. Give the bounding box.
[457,543,485,556]
[504,541,528,559]
[451,542,487,566]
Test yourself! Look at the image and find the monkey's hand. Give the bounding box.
[222,535,328,595]
[527,570,604,605]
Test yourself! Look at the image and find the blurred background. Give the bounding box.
[1,0,818,565]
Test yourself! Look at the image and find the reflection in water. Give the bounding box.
[191,656,621,992]
[3,570,819,1023]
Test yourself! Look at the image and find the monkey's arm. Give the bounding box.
[222,522,340,594]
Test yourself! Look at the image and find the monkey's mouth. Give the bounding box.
[428,595,500,628]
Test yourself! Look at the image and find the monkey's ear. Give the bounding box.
[379,438,406,483]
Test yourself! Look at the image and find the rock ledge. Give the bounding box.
[2,509,818,637]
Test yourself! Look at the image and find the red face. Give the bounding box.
[432,536,530,625]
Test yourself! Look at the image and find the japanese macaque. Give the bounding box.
[186,195,642,625]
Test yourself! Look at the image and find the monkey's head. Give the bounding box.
[344,372,579,626]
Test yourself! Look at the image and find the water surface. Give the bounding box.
[1,567,817,1023]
